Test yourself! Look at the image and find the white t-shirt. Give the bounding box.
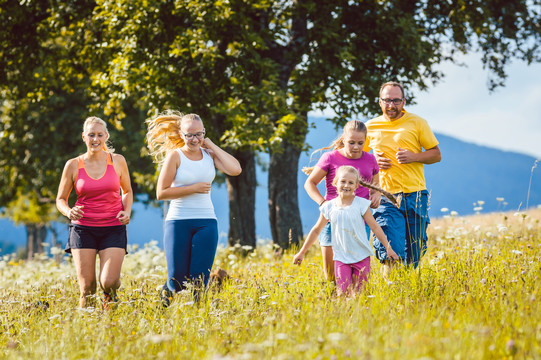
[320,197,374,264]
[166,148,217,220]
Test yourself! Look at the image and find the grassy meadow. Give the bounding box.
[1,208,540,359]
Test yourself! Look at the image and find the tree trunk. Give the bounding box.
[268,139,304,249]
[26,223,47,260]
[226,149,256,248]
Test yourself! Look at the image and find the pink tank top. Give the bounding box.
[72,153,123,227]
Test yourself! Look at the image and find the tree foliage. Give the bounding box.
[1,0,540,251]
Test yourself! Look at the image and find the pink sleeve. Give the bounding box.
[372,153,379,175]
[315,151,332,173]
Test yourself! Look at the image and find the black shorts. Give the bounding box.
[65,224,128,254]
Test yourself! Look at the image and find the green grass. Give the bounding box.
[1,209,540,359]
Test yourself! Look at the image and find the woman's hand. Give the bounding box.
[192,182,212,194]
[68,205,84,220]
[116,210,131,225]
[200,137,214,149]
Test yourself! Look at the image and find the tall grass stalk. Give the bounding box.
[1,209,540,359]
[526,159,538,209]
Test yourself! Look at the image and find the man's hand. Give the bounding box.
[369,191,381,209]
[375,152,392,170]
[396,148,416,164]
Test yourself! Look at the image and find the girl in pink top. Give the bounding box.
[56,117,133,308]
[303,120,380,282]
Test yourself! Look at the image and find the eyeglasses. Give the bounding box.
[380,98,404,105]
[182,130,205,140]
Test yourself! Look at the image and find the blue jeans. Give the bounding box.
[372,190,430,268]
[163,219,218,292]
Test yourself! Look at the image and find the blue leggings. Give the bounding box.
[163,218,218,292]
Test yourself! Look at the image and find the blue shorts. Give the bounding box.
[319,221,372,247]
[372,190,430,268]
[318,222,332,247]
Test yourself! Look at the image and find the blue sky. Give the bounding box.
[312,53,541,159]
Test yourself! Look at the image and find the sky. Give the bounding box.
[312,52,541,159]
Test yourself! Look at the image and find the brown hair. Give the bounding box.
[145,110,203,164]
[379,81,405,99]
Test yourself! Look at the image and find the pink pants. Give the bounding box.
[334,257,371,295]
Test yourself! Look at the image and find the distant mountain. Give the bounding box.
[1,117,539,254]
[425,133,540,216]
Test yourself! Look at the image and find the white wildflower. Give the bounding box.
[144,334,173,344]
[327,333,344,342]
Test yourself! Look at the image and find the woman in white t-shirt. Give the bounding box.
[294,166,398,295]
[146,111,241,306]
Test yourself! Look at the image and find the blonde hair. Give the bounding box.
[332,165,361,187]
[146,110,203,164]
[332,165,402,207]
[302,120,367,175]
[83,116,114,153]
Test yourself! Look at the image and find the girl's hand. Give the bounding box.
[386,247,399,261]
[116,210,131,225]
[293,252,305,265]
[68,205,84,220]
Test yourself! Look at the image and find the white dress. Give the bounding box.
[320,197,374,264]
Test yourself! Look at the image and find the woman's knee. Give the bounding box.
[100,275,121,291]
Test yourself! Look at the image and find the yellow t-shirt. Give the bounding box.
[364,111,439,194]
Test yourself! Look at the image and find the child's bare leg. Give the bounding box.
[321,246,335,282]
[381,259,400,279]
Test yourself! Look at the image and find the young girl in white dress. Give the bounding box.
[294,166,398,295]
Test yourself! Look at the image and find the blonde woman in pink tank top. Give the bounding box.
[56,117,133,308]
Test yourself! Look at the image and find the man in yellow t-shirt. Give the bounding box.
[364,81,441,271]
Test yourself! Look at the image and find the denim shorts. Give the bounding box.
[66,224,128,254]
[372,190,430,268]
[318,222,332,246]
